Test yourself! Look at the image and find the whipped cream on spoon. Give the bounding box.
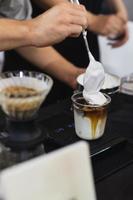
[71,0,106,105]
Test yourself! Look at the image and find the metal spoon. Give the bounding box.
[70,0,95,61]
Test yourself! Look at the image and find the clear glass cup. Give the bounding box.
[120,73,133,95]
[71,92,111,140]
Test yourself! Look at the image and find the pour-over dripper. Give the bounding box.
[0,71,53,169]
[0,71,53,120]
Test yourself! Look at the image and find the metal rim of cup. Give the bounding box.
[71,91,111,108]
[101,86,120,95]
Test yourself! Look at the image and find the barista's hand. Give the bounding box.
[117,11,128,24]
[108,26,129,48]
[70,67,85,89]
[87,13,125,37]
[28,2,88,47]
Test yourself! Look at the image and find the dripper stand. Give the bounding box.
[1,116,45,161]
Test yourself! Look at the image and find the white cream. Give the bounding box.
[77,72,120,90]
[83,60,106,105]
[83,91,107,105]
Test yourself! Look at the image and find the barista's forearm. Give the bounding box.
[112,0,126,11]
[0,19,32,51]
[16,46,84,88]
[112,0,128,22]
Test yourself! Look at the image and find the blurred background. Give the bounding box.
[124,0,133,21]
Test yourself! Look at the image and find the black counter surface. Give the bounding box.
[1,92,133,199]
[39,93,133,200]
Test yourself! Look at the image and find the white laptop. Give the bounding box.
[0,141,96,200]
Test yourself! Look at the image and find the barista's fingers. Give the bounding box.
[69,15,88,30]
[104,22,120,36]
[69,25,83,37]
[106,27,122,38]
[68,3,87,17]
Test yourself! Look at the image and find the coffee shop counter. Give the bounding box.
[39,92,133,200]
[1,92,133,199]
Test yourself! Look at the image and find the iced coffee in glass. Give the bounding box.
[71,92,111,140]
